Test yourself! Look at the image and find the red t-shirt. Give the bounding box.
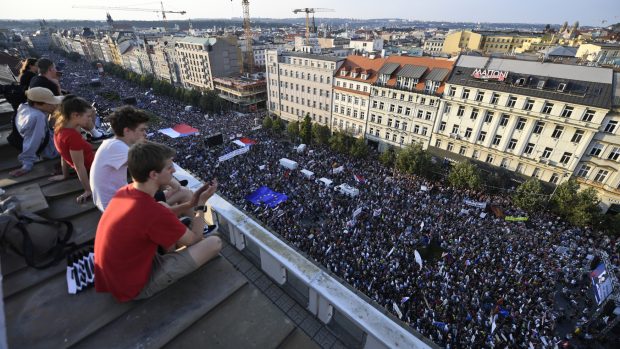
[94,184,187,302]
[54,128,95,171]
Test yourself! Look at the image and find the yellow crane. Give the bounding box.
[72,2,186,29]
[292,8,334,45]
[230,0,254,74]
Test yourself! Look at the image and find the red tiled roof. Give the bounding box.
[335,54,456,95]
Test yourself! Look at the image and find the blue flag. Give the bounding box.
[246,186,288,208]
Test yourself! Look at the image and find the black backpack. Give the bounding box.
[0,200,75,269]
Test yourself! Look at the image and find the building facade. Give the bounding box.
[366,56,454,151]
[175,36,240,91]
[266,50,343,126]
[332,56,383,137]
[423,38,444,54]
[442,30,540,55]
[574,88,620,213]
[432,56,614,193]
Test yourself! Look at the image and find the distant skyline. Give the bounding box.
[1,0,618,27]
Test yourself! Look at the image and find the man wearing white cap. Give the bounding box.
[9,87,63,177]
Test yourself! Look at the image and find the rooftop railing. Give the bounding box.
[205,193,435,349]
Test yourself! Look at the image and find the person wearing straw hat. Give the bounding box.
[9,87,63,177]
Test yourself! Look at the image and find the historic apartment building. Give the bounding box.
[442,30,540,55]
[432,56,617,208]
[365,56,454,151]
[574,88,620,213]
[266,50,344,126]
[331,56,384,137]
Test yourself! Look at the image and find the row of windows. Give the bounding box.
[335,80,369,92]
[436,140,565,184]
[447,87,599,122]
[333,105,365,119]
[373,89,438,107]
[278,68,331,84]
[451,103,617,135]
[334,93,367,106]
[281,57,336,70]
[588,143,620,161]
[276,81,330,98]
[442,113,587,142]
[279,96,329,111]
[576,165,613,183]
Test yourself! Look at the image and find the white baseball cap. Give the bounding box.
[25,87,64,105]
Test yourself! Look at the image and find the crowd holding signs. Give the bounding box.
[55,53,619,348]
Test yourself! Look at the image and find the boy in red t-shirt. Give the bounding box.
[94,141,222,302]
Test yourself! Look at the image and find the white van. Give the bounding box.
[334,184,359,197]
[300,169,314,179]
[316,177,333,188]
[279,158,299,170]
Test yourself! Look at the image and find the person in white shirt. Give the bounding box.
[90,106,149,211]
[90,106,193,213]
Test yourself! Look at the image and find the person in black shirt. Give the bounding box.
[18,58,38,90]
[29,58,61,96]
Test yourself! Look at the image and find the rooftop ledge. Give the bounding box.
[206,192,434,349]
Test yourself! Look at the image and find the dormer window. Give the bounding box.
[361,73,368,80]
[340,70,348,76]
[557,83,567,92]
[537,80,546,89]
[515,78,525,86]
[351,72,358,78]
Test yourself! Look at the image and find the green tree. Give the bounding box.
[262,116,273,130]
[272,117,284,134]
[394,143,436,177]
[379,147,396,168]
[312,123,331,145]
[551,179,601,227]
[596,214,620,236]
[329,131,354,154]
[287,121,300,140]
[513,179,547,213]
[350,138,369,159]
[300,114,313,144]
[448,161,482,190]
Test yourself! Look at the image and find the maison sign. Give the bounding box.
[471,69,509,81]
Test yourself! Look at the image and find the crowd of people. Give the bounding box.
[11,52,619,348]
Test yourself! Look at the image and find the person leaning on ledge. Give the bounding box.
[94,141,222,302]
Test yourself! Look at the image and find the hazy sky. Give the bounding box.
[2,0,618,26]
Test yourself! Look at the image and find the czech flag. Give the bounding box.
[233,137,257,147]
[158,124,199,138]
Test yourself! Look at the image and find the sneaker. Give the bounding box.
[203,224,219,236]
[180,216,192,228]
[89,128,113,142]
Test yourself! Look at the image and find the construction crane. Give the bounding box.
[229,0,253,74]
[72,2,186,29]
[292,8,334,45]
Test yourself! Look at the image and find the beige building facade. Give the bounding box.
[266,50,343,125]
[432,56,616,207]
[366,56,454,151]
[442,30,540,55]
